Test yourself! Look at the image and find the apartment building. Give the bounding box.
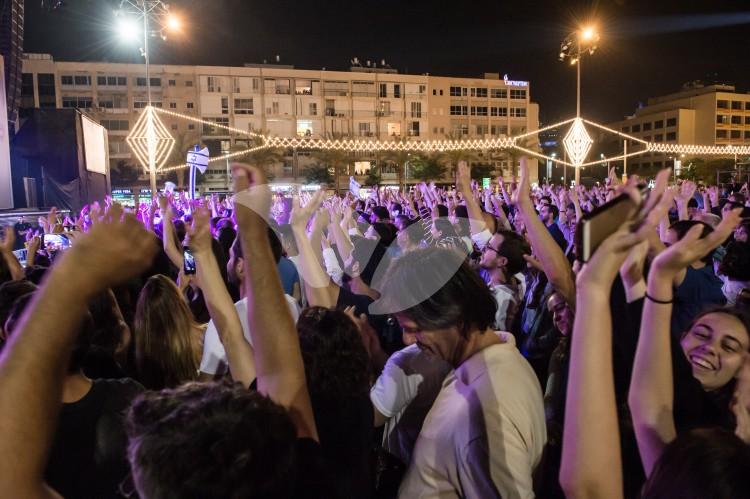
[19,54,540,191]
[605,83,750,171]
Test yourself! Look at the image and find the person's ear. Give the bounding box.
[498,256,509,268]
[236,257,245,279]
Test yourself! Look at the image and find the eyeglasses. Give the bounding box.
[482,244,501,255]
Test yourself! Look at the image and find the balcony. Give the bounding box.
[324,90,349,97]
[275,87,291,95]
[325,109,348,118]
[352,91,377,98]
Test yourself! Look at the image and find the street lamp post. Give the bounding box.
[117,0,181,196]
[560,26,599,185]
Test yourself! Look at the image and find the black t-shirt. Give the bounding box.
[46,378,144,499]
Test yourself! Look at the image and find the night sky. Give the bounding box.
[23,0,750,124]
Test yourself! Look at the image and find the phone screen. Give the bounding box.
[43,234,70,252]
[183,247,196,275]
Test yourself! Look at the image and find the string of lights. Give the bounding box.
[135,106,750,174]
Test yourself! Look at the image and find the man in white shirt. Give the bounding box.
[478,229,530,331]
[200,232,300,377]
[370,247,545,499]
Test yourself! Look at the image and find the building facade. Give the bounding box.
[20,54,540,191]
[605,84,750,172]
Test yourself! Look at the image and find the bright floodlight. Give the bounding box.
[116,16,140,42]
[166,14,182,32]
[581,27,596,41]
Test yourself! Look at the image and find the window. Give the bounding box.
[643,122,652,131]
[108,141,130,154]
[99,119,129,131]
[232,98,252,115]
[450,105,467,116]
[96,76,106,86]
[411,102,422,118]
[169,102,177,109]
[746,102,750,111]
[632,124,641,133]
[409,121,420,137]
[309,102,318,116]
[471,106,488,116]
[136,77,147,86]
[476,125,488,135]
[491,88,507,99]
[666,132,676,141]
[621,126,630,133]
[379,101,390,115]
[449,86,465,97]
[666,117,677,127]
[97,94,127,109]
[471,87,488,98]
[731,115,742,125]
[654,120,663,129]
[207,76,223,92]
[186,80,194,87]
[717,115,729,124]
[271,102,279,115]
[490,125,508,135]
[745,131,750,139]
[440,90,443,96]
[717,100,729,109]
[494,107,508,117]
[203,117,230,135]
[453,124,469,136]
[387,123,401,136]
[169,79,176,86]
[432,89,437,96]
[717,130,728,139]
[745,116,750,125]
[510,89,526,99]
[97,76,127,86]
[171,124,178,131]
[654,133,663,142]
[358,122,371,137]
[221,97,229,115]
[134,101,148,109]
[732,101,742,110]
[644,136,652,141]
[510,107,526,118]
[394,84,401,98]
[149,78,161,87]
[730,130,741,139]
[419,85,426,94]
[379,84,387,98]
[187,102,194,109]
[62,96,93,108]
[188,123,195,130]
[74,75,91,86]
[297,120,314,137]
[61,75,73,85]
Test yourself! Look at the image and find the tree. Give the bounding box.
[310,133,353,193]
[499,136,541,178]
[301,164,333,186]
[380,136,412,190]
[470,163,495,181]
[678,157,736,184]
[363,167,382,187]
[410,155,448,182]
[230,137,284,182]
[111,160,140,186]
[437,132,480,176]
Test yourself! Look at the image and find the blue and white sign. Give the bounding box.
[187,146,209,174]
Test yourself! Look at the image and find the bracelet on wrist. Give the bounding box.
[645,293,673,304]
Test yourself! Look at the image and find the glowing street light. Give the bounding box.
[116,1,185,195]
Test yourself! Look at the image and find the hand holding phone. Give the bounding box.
[183,247,196,275]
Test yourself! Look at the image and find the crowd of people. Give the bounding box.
[0,157,749,498]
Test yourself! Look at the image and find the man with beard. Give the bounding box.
[478,229,530,331]
[199,228,300,379]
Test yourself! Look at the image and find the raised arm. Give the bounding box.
[189,206,255,387]
[290,192,339,309]
[629,207,741,475]
[561,176,671,499]
[158,196,184,269]
[0,227,25,281]
[0,205,155,498]
[456,161,488,237]
[512,157,576,307]
[233,164,317,440]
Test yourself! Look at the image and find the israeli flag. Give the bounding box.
[187,146,209,174]
[349,176,361,196]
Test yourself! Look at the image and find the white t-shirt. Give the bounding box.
[398,340,546,499]
[199,295,300,375]
[370,344,453,465]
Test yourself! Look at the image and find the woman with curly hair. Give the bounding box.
[297,306,374,499]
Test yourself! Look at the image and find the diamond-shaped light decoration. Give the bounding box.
[127,106,176,173]
[563,118,593,167]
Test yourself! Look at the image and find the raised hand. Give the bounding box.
[511,157,532,207]
[290,190,325,231]
[187,206,212,256]
[231,162,272,223]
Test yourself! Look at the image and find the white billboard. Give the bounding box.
[81,114,108,175]
[0,56,14,208]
